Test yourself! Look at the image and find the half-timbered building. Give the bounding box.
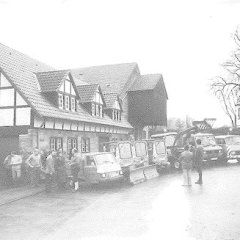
[0,43,168,181]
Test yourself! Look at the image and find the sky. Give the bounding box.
[0,0,239,127]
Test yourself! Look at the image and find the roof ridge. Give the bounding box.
[72,62,138,70]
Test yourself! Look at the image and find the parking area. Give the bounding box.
[0,162,240,240]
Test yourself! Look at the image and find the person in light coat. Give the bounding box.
[179,145,193,186]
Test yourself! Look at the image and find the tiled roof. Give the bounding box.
[128,74,168,98]
[0,43,132,129]
[71,63,138,96]
[77,84,99,103]
[35,70,69,92]
[104,93,120,109]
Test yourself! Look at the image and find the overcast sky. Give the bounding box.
[0,0,239,127]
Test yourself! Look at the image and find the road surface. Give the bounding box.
[1,163,240,240]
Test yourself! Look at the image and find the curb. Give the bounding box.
[0,187,44,207]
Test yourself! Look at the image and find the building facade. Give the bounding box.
[0,43,168,181]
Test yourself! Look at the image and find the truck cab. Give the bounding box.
[186,133,223,161]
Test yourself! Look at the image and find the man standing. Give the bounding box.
[45,151,56,193]
[26,149,41,187]
[179,145,193,186]
[195,139,204,184]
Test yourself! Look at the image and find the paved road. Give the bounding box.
[1,163,240,240]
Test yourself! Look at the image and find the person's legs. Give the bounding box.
[182,169,188,186]
[187,169,192,186]
[45,173,52,193]
[71,167,79,191]
[195,167,202,184]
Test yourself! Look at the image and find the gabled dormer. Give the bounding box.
[104,93,123,121]
[35,70,80,112]
[77,84,105,118]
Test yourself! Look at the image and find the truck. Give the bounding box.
[102,140,162,184]
[158,120,223,169]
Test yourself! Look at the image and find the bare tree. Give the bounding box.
[211,28,240,127]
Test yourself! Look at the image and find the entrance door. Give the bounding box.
[0,136,19,185]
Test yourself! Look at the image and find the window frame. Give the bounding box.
[81,137,90,153]
[58,93,64,109]
[50,137,63,151]
[67,137,78,154]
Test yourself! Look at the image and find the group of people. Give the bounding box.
[179,139,203,186]
[3,148,82,193]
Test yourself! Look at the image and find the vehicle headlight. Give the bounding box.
[119,170,123,175]
[203,151,207,154]
[101,173,106,178]
[230,151,236,156]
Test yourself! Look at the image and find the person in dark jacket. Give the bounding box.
[194,139,204,184]
[69,149,81,192]
[55,149,67,191]
[179,145,193,186]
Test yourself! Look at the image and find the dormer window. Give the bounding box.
[112,109,121,121]
[112,100,122,121]
[91,90,103,118]
[58,77,77,112]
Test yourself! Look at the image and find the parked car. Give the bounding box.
[67,152,124,184]
[215,135,240,162]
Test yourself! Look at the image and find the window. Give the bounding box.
[71,97,75,112]
[112,109,121,121]
[92,103,96,116]
[58,94,63,109]
[81,138,90,153]
[58,79,78,111]
[67,138,78,154]
[50,137,63,151]
[65,96,69,110]
[100,105,103,117]
[96,104,99,116]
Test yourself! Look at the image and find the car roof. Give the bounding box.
[215,135,236,139]
[151,132,177,138]
[194,133,214,136]
[83,152,114,156]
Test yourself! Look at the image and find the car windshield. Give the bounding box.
[118,143,132,159]
[196,135,216,146]
[225,136,240,145]
[155,141,166,155]
[165,135,176,147]
[94,153,116,165]
[135,142,147,157]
